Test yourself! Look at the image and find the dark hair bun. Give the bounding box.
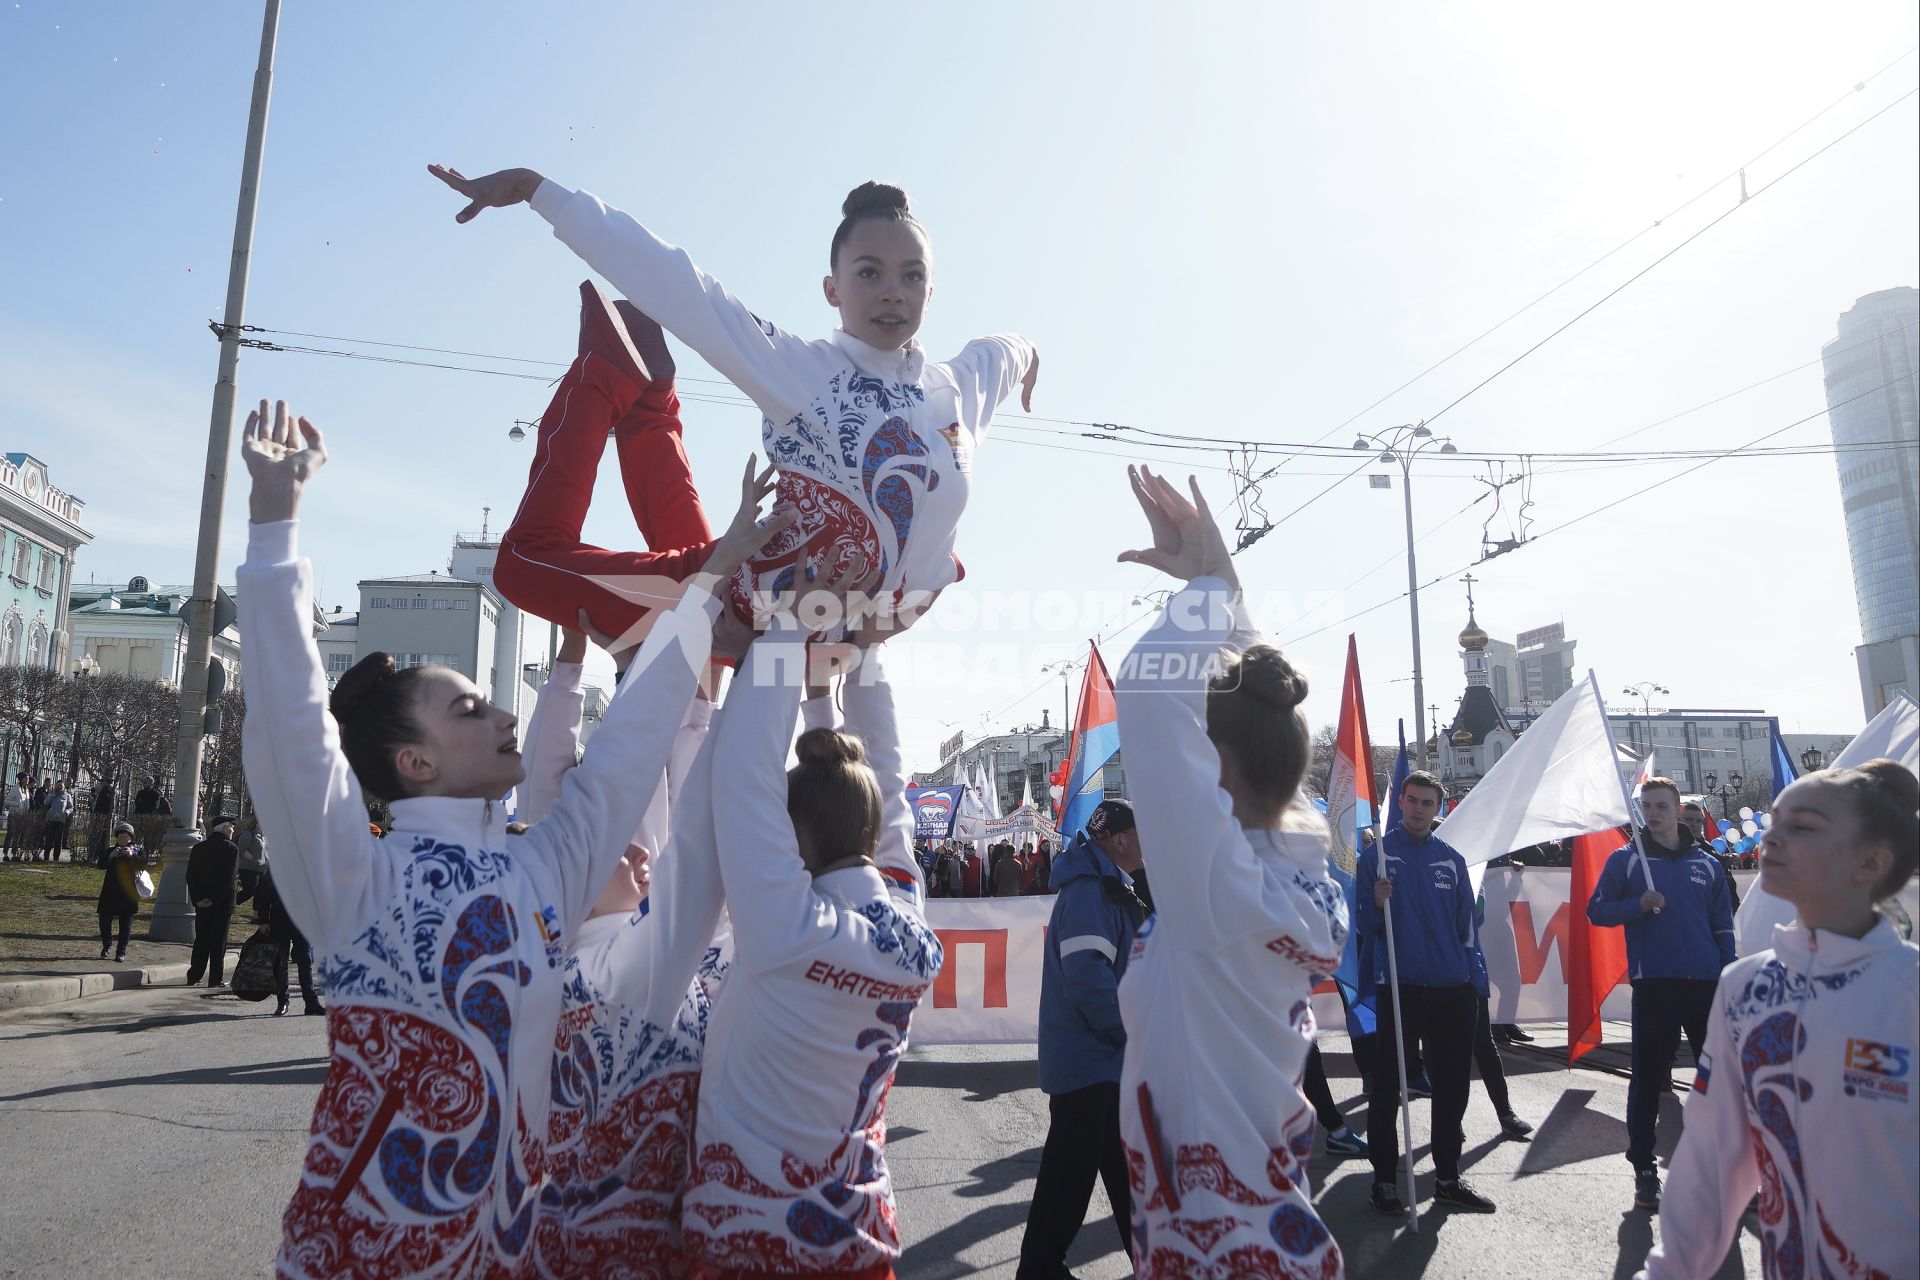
[331,651,398,724]
[842,181,910,219]
[795,727,868,768]
[1237,644,1309,711]
[1858,758,1920,812]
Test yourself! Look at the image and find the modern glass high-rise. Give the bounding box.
[1821,287,1919,646]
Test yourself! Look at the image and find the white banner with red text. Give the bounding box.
[913,870,1919,1044]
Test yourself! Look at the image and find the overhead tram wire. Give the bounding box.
[1168,47,1920,494]
[1417,85,1920,430]
[1273,377,1908,647]
[1316,46,1920,443]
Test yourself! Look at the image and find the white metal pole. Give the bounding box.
[1589,671,1659,897]
[1377,836,1421,1233]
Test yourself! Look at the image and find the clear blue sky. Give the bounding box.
[4,0,1916,770]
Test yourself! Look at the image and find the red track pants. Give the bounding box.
[494,353,717,639]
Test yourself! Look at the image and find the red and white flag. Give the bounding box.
[1430,674,1636,1064]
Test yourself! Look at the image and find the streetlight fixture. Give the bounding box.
[508,423,527,443]
[1354,421,1460,768]
[1799,745,1826,773]
[1704,770,1744,820]
[1622,681,1669,759]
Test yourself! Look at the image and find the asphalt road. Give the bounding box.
[0,987,1763,1278]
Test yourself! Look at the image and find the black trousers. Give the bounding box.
[275,925,319,1008]
[4,815,27,854]
[188,904,233,984]
[1017,1082,1131,1278]
[1302,1044,1346,1131]
[1626,978,1717,1170]
[98,911,132,955]
[1368,983,1477,1185]
[1471,996,1513,1117]
[42,820,68,858]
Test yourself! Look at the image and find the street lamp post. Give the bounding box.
[1355,423,1458,770]
[1704,770,1744,821]
[1622,681,1669,761]
[156,0,283,942]
[1799,745,1826,773]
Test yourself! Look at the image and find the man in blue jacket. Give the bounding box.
[1586,775,1736,1212]
[1017,799,1148,1279]
[1357,771,1497,1217]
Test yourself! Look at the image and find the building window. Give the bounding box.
[368,598,387,609]
[433,599,451,610]
[455,599,470,611]
[26,620,46,667]
[0,613,18,665]
[10,540,29,581]
[326,653,353,674]
[411,598,428,610]
[36,553,55,592]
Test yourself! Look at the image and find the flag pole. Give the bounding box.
[1587,671,1659,903]
[1375,832,1421,1233]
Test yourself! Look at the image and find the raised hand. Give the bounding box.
[555,628,589,666]
[241,399,327,522]
[697,457,798,586]
[426,164,544,223]
[1116,465,1237,590]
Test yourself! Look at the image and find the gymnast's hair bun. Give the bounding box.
[1236,644,1310,712]
[330,651,399,723]
[842,181,911,219]
[795,727,869,768]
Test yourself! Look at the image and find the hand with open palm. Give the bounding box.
[1116,465,1238,592]
[240,399,327,523]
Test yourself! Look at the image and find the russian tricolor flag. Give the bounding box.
[1058,643,1119,842]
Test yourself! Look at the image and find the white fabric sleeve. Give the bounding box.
[839,648,923,907]
[709,616,834,970]
[515,586,720,938]
[531,181,821,424]
[236,521,390,953]
[1113,578,1341,956]
[801,693,838,732]
[944,333,1035,444]
[601,701,729,1031]
[1638,977,1757,1280]
[516,662,584,825]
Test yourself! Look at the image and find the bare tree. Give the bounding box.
[0,664,67,781]
[199,689,249,821]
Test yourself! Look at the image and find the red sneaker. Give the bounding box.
[578,280,651,389]
[613,300,676,384]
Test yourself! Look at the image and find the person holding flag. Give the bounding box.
[1357,771,1498,1216]
[1585,775,1736,1212]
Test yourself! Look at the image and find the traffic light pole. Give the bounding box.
[151,0,281,943]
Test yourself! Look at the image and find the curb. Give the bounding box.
[0,949,245,1014]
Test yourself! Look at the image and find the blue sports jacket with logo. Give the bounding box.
[1355,826,1475,988]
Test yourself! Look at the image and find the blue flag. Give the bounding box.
[1385,719,1410,832]
[1769,724,1797,801]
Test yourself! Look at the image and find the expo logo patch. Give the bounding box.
[1842,1038,1912,1104]
[1430,865,1457,891]
[1688,863,1713,887]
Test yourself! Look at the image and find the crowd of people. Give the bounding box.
[2,770,175,863]
[175,156,1916,1280]
[924,838,1054,898]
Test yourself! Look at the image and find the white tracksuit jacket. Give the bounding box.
[683,622,942,1275]
[515,664,729,1278]
[1112,579,1349,1280]
[528,181,1033,616]
[238,520,717,1280]
[1640,917,1918,1280]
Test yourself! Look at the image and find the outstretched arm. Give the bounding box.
[235,402,385,950]
[430,163,821,422]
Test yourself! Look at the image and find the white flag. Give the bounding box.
[1436,677,1630,868]
[1832,692,1919,776]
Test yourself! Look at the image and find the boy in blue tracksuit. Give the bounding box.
[1018,799,1148,1279]
[1356,771,1498,1217]
[1586,775,1736,1212]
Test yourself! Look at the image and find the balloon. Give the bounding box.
[1712,837,1727,852]
[1739,806,1755,821]
[1755,812,1772,828]
[1742,819,1759,837]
